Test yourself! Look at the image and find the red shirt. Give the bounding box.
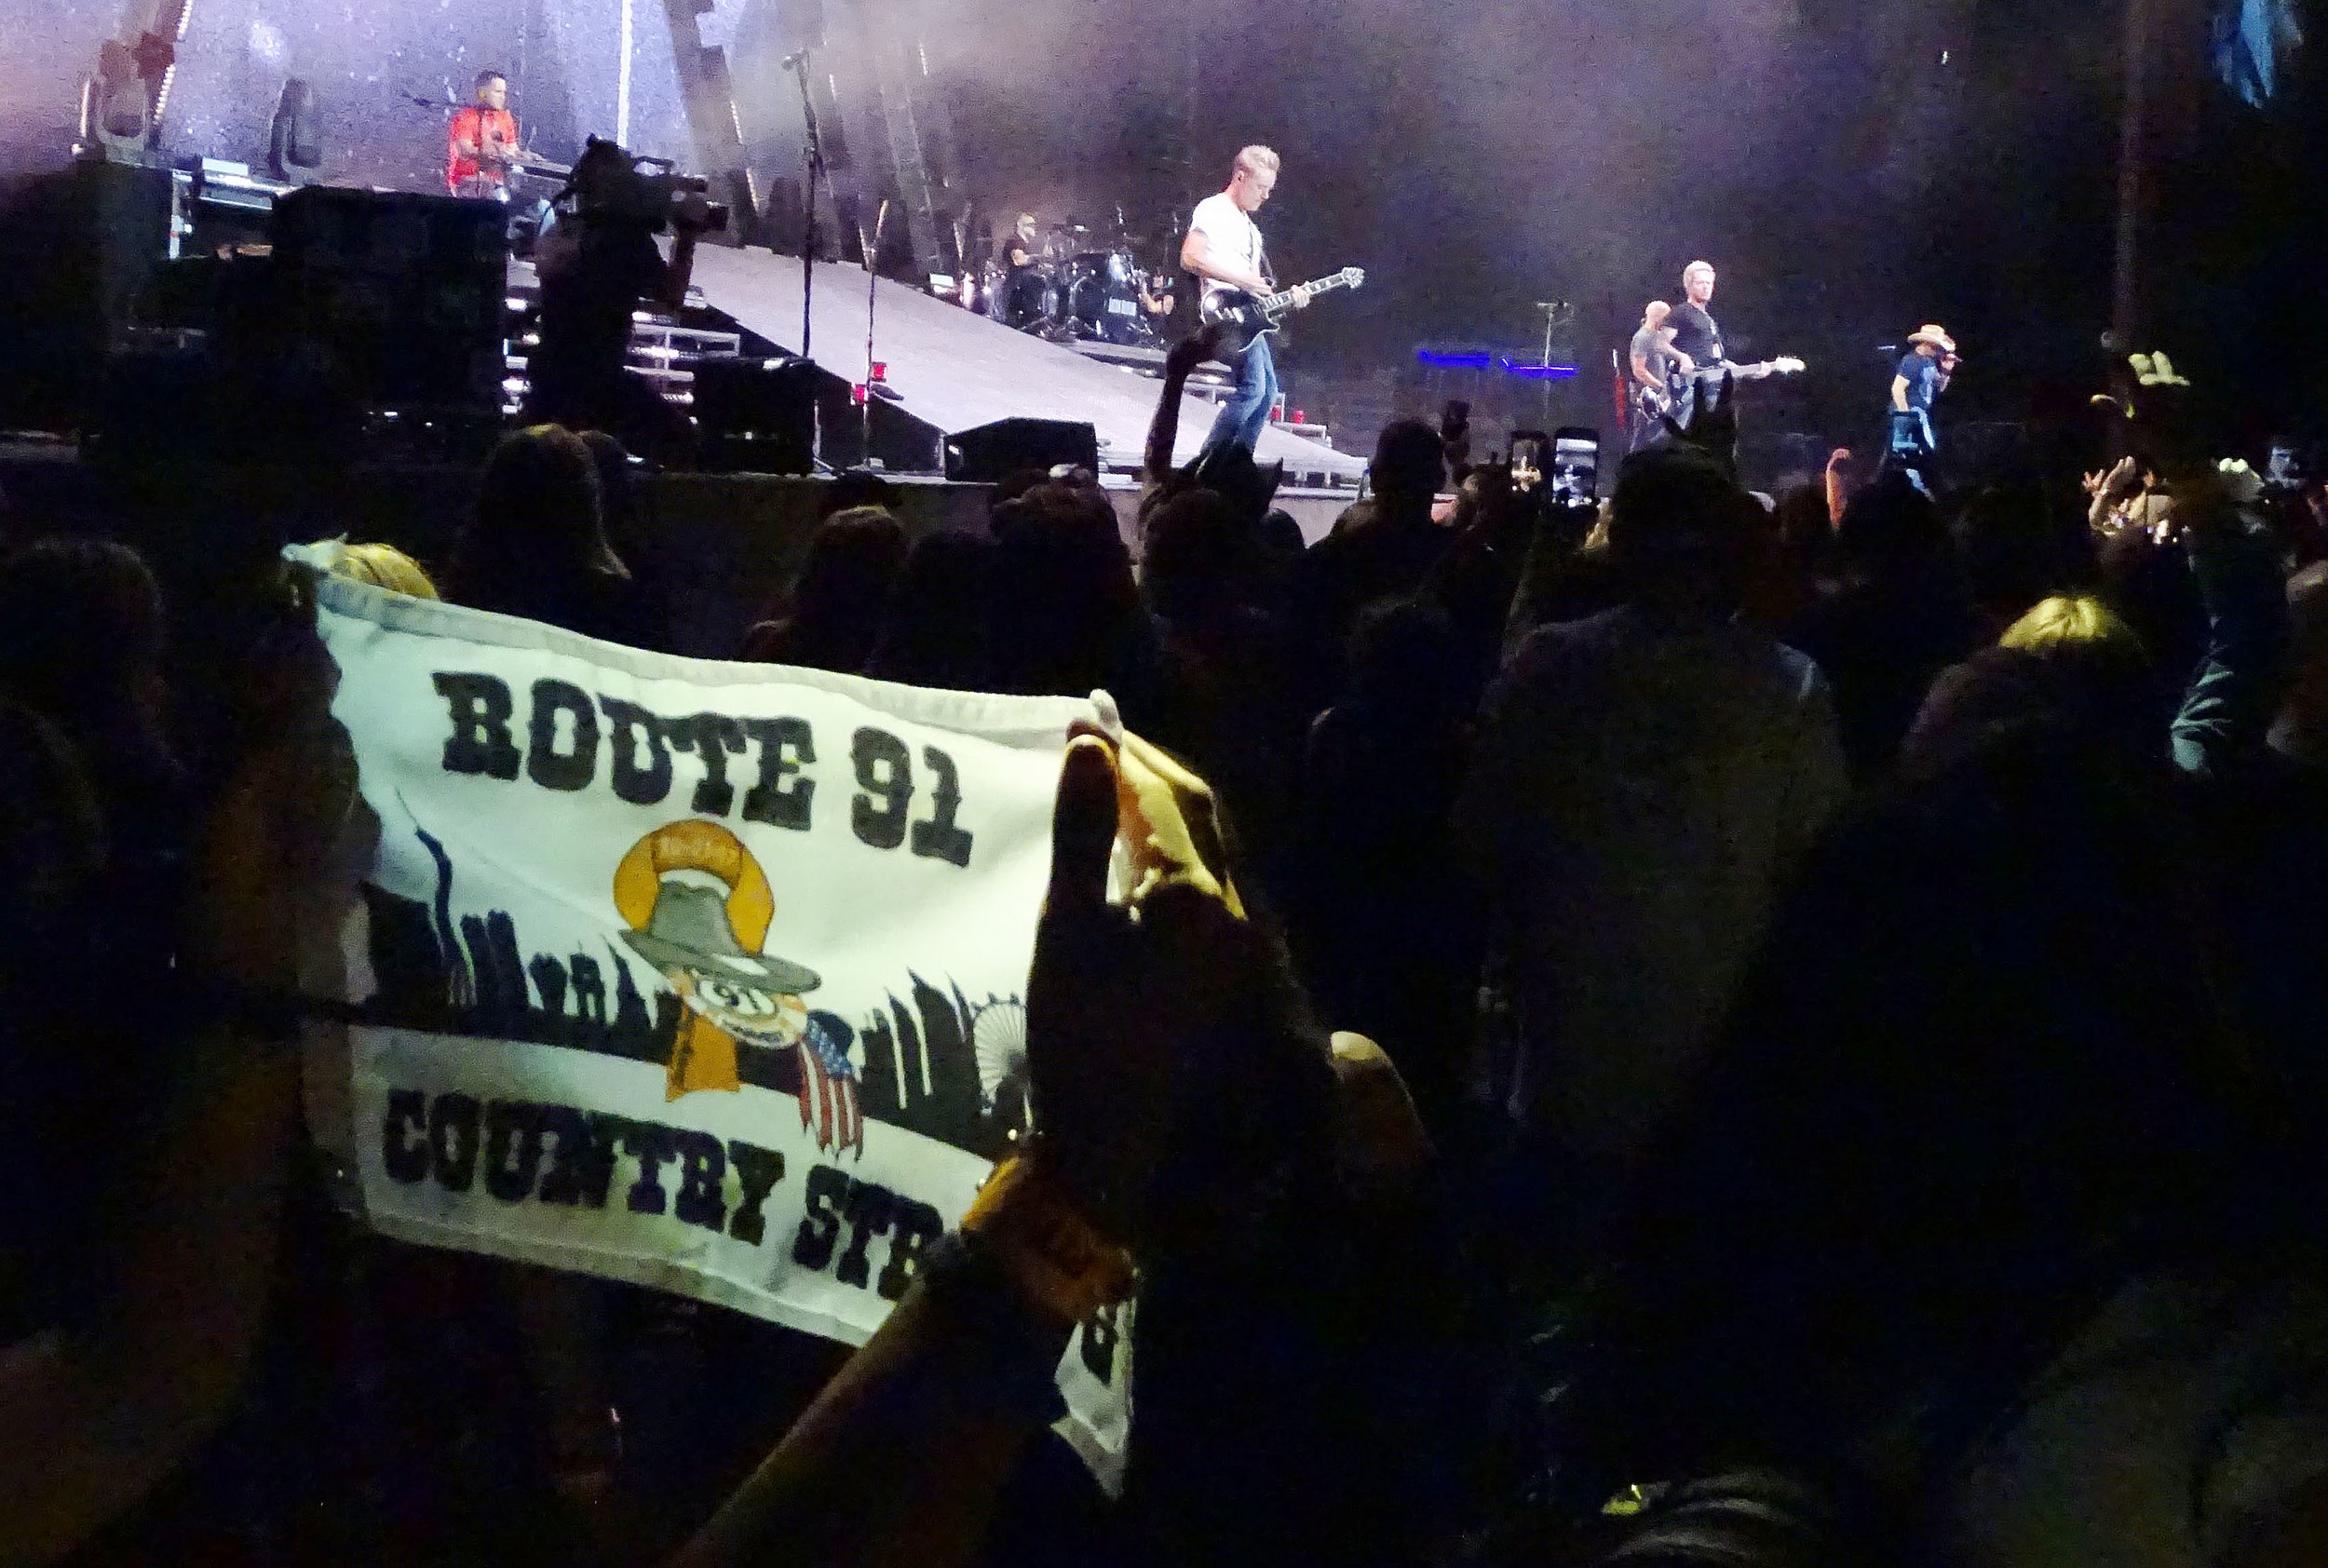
[446,105,518,190]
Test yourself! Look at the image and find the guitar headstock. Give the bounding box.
[1338,266,1366,291]
[1774,356,1807,373]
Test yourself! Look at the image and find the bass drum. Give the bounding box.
[1003,262,1058,331]
[1064,257,1110,339]
[1068,251,1155,345]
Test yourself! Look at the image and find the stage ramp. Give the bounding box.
[687,245,1367,488]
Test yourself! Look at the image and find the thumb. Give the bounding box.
[1045,734,1119,924]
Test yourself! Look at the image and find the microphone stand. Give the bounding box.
[864,199,888,464]
[786,51,826,363]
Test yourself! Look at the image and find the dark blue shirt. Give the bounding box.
[1897,353,1942,412]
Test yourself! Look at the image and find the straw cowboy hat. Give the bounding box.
[1907,325,1959,356]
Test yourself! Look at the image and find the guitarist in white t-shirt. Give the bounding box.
[1180,144,1309,455]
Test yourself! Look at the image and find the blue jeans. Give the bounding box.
[1205,331,1279,454]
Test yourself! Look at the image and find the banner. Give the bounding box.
[290,547,1133,1485]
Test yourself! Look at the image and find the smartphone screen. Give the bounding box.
[1552,428,1599,505]
[1509,432,1547,492]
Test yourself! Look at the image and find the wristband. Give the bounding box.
[959,1156,1135,1328]
[914,1233,1072,1426]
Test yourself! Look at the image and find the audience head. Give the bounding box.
[323,541,439,599]
[1606,444,1755,615]
[866,529,996,691]
[1256,507,1306,582]
[0,537,171,760]
[822,466,900,520]
[1141,487,1255,623]
[1996,591,2143,660]
[989,480,1140,696]
[1368,419,1446,510]
[1902,594,2159,780]
[743,506,907,674]
[1191,441,1287,528]
[1952,481,2060,623]
[452,426,627,605]
[1344,597,1462,721]
[991,467,1051,514]
[577,430,641,545]
[1772,483,1833,561]
[793,506,906,611]
[1834,467,1949,575]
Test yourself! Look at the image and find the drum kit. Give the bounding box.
[980,220,1168,347]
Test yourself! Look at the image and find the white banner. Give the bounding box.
[290,547,1133,1487]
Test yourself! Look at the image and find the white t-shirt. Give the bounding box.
[1187,192,1264,311]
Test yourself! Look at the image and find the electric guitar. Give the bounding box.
[1667,356,1807,404]
[1199,266,1365,353]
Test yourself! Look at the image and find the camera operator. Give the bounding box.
[525,137,724,457]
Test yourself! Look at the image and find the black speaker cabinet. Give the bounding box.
[943,416,1099,484]
[270,185,508,416]
[691,356,819,474]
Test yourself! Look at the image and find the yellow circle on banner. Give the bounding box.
[611,820,775,950]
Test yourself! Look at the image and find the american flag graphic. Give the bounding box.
[797,1011,863,1156]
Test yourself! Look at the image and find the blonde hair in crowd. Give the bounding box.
[1683,260,1715,287]
[1234,144,1280,178]
[323,541,440,600]
[1998,594,2141,657]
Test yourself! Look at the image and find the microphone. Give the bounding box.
[779,48,810,69]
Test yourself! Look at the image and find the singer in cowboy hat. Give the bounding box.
[1889,324,1959,475]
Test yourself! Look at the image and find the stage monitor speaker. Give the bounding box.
[270,185,508,417]
[943,416,1098,484]
[692,356,819,474]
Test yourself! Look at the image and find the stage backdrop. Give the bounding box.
[288,546,1131,1485]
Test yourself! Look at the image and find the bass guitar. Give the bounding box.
[1199,266,1365,353]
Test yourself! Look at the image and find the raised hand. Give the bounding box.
[1023,732,1325,1254]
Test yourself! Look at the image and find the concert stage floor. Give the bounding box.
[684,245,1369,490]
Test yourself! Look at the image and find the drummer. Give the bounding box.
[1006,213,1040,271]
[1001,213,1051,331]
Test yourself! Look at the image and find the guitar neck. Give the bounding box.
[1685,359,1790,382]
[1259,276,1349,312]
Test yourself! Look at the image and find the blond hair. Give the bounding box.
[323,540,439,600]
[1233,144,1280,178]
[1644,300,1672,327]
[1683,260,1715,285]
[1999,594,2141,657]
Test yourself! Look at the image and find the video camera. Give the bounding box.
[569,137,729,236]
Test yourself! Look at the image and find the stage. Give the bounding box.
[682,244,1370,492]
